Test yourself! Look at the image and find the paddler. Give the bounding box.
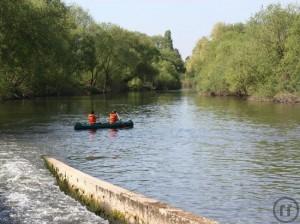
[108,110,120,124]
[88,110,97,125]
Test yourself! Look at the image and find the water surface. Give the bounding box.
[0,92,300,224]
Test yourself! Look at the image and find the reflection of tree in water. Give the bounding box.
[189,93,300,199]
[192,95,300,127]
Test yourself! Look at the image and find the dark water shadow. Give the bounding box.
[0,196,19,224]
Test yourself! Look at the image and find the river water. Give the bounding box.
[0,92,300,224]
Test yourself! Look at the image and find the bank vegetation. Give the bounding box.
[0,0,184,100]
[184,4,300,103]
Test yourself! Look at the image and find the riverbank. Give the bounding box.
[248,92,300,104]
[197,91,300,104]
[2,89,299,105]
[43,156,217,224]
[0,88,183,102]
[0,90,145,102]
[184,5,300,105]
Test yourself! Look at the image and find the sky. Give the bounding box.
[63,0,299,58]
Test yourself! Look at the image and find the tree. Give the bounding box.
[185,4,300,98]
[0,0,184,99]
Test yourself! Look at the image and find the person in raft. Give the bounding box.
[88,110,97,125]
[109,111,119,124]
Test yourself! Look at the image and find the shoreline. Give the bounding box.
[1,90,299,105]
[197,92,300,105]
[249,93,300,104]
[0,90,152,102]
[0,89,185,102]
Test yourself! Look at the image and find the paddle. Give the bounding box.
[98,113,101,123]
[116,112,121,121]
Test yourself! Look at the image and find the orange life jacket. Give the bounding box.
[88,114,96,125]
[109,112,118,124]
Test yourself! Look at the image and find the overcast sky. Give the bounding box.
[63,0,299,58]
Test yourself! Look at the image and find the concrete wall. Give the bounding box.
[43,156,217,224]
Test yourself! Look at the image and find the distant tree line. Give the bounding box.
[184,4,300,102]
[0,0,184,99]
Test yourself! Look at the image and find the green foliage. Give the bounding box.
[0,0,184,99]
[155,60,181,90]
[127,77,143,91]
[185,4,300,98]
[0,0,76,98]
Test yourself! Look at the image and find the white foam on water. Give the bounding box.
[6,192,30,210]
[0,142,108,224]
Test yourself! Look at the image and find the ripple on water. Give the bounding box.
[1,93,300,224]
[0,141,108,224]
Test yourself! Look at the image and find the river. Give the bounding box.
[0,91,300,224]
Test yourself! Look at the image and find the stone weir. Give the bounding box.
[43,156,218,224]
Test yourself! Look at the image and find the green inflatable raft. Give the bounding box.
[74,120,134,130]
